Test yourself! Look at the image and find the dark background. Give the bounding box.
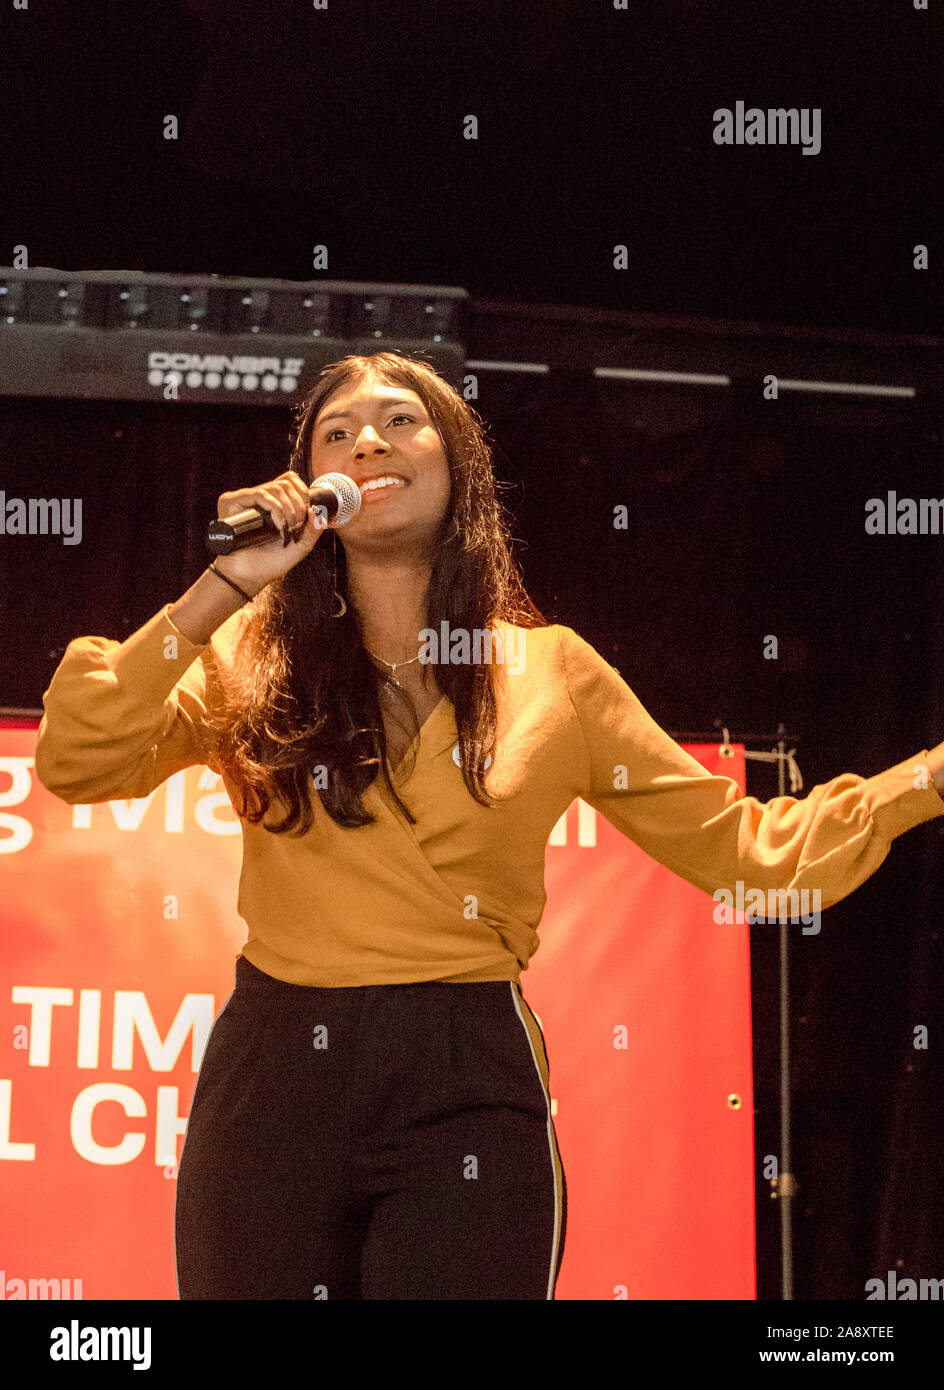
[0,0,940,332]
[1,0,943,1303]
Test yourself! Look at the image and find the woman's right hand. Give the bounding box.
[212,471,329,596]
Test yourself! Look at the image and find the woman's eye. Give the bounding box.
[325,415,413,443]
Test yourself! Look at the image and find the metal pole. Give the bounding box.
[775,725,796,1299]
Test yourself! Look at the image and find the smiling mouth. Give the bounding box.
[360,477,409,502]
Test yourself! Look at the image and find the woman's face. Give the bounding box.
[309,379,451,557]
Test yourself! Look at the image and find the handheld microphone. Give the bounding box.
[205,472,362,555]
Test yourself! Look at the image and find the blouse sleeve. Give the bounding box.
[34,603,238,805]
[558,625,944,911]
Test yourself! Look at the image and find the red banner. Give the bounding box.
[0,724,754,1300]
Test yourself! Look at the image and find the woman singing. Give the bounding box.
[35,352,944,1300]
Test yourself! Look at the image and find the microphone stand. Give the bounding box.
[774,728,797,1301]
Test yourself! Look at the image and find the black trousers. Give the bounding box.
[175,955,567,1300]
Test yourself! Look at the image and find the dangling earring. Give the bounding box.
[329,530,347,618]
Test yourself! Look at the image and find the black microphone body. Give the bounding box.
[205,472,361,555]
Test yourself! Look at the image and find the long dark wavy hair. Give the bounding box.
[204,352,548,834]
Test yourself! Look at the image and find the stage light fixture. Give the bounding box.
[349,293,460,343]
[11,277,106,328]
[0,278,26,325]
[226,288,336,337]
[0,268,468,402]
[114,283,151,329]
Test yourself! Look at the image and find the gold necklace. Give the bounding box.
[365,648,421,689]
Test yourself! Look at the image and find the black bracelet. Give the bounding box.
[207,564,255,605]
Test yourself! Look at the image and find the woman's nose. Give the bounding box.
[354,428,388,455]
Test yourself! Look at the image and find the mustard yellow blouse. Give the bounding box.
[33,603,944,986]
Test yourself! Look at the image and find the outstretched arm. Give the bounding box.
[558,625,944,912]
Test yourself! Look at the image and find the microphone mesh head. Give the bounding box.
[314,472,362,525]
